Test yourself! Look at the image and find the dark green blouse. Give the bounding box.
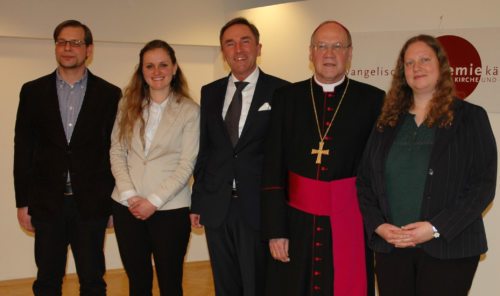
[385,113,435,227]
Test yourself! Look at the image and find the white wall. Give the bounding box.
[235,2,500,295]
[0,36,221,279]
[1,0,499,294]
[0,0,226,46]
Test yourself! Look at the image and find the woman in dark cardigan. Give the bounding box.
[356,34,497,296]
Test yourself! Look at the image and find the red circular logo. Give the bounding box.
[437,35,482,99]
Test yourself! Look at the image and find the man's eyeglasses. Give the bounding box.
[55,39,86,48]
[311,42,351,53]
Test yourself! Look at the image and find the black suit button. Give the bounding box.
[426,196,431,200]
[233,153,238,158]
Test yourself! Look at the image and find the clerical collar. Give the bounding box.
[313,75,346,92]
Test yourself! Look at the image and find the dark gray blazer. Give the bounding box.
[357,99,497,259]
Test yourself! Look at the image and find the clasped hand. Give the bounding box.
[375,221,435,248]
[128,196,157,220]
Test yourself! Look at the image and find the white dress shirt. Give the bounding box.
[222,67,260,137]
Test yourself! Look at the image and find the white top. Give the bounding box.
[144,97,169,155]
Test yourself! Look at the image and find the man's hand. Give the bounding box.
[269,238,290,263]
[17,207,34,232]
[189,213,203,228]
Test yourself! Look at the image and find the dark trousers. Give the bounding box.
[31,197,107,296]
[365,242,375,296]
[112,202,191,296]
[205,196,266,296]
[375,248,479,296]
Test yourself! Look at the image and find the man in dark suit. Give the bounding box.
[190,17,289,296]
[14,20,121,295]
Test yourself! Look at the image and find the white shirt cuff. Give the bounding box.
[147,194,163,209]
[119,190,138,206]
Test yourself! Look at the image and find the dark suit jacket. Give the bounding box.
[357,99,497,259]
[191,70,289,230]
[14,70,121,220]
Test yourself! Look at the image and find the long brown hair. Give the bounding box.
[377,35,455,130]
[117,40,191,144]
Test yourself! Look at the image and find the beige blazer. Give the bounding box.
[110,96,200,211]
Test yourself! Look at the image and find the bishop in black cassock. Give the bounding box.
[261,75,384,295]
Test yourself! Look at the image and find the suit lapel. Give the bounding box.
[238,73,267,144]
[70,72,98,146]
[235,71,273,151]
[45,72,70,148]
[215,77,229,123]
[214,77,233,145]
[428,100,462,165]
[131,118,146,158]
[147,96,182,157]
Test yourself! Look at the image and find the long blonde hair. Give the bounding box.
[117,40,191,145]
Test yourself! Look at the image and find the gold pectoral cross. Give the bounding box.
[311,141,329,164]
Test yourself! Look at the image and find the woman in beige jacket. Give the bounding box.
[110,39,199,296]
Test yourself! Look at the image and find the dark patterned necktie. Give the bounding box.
[225,81,249,147]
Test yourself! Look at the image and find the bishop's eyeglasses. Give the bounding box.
[311,42,351,53]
